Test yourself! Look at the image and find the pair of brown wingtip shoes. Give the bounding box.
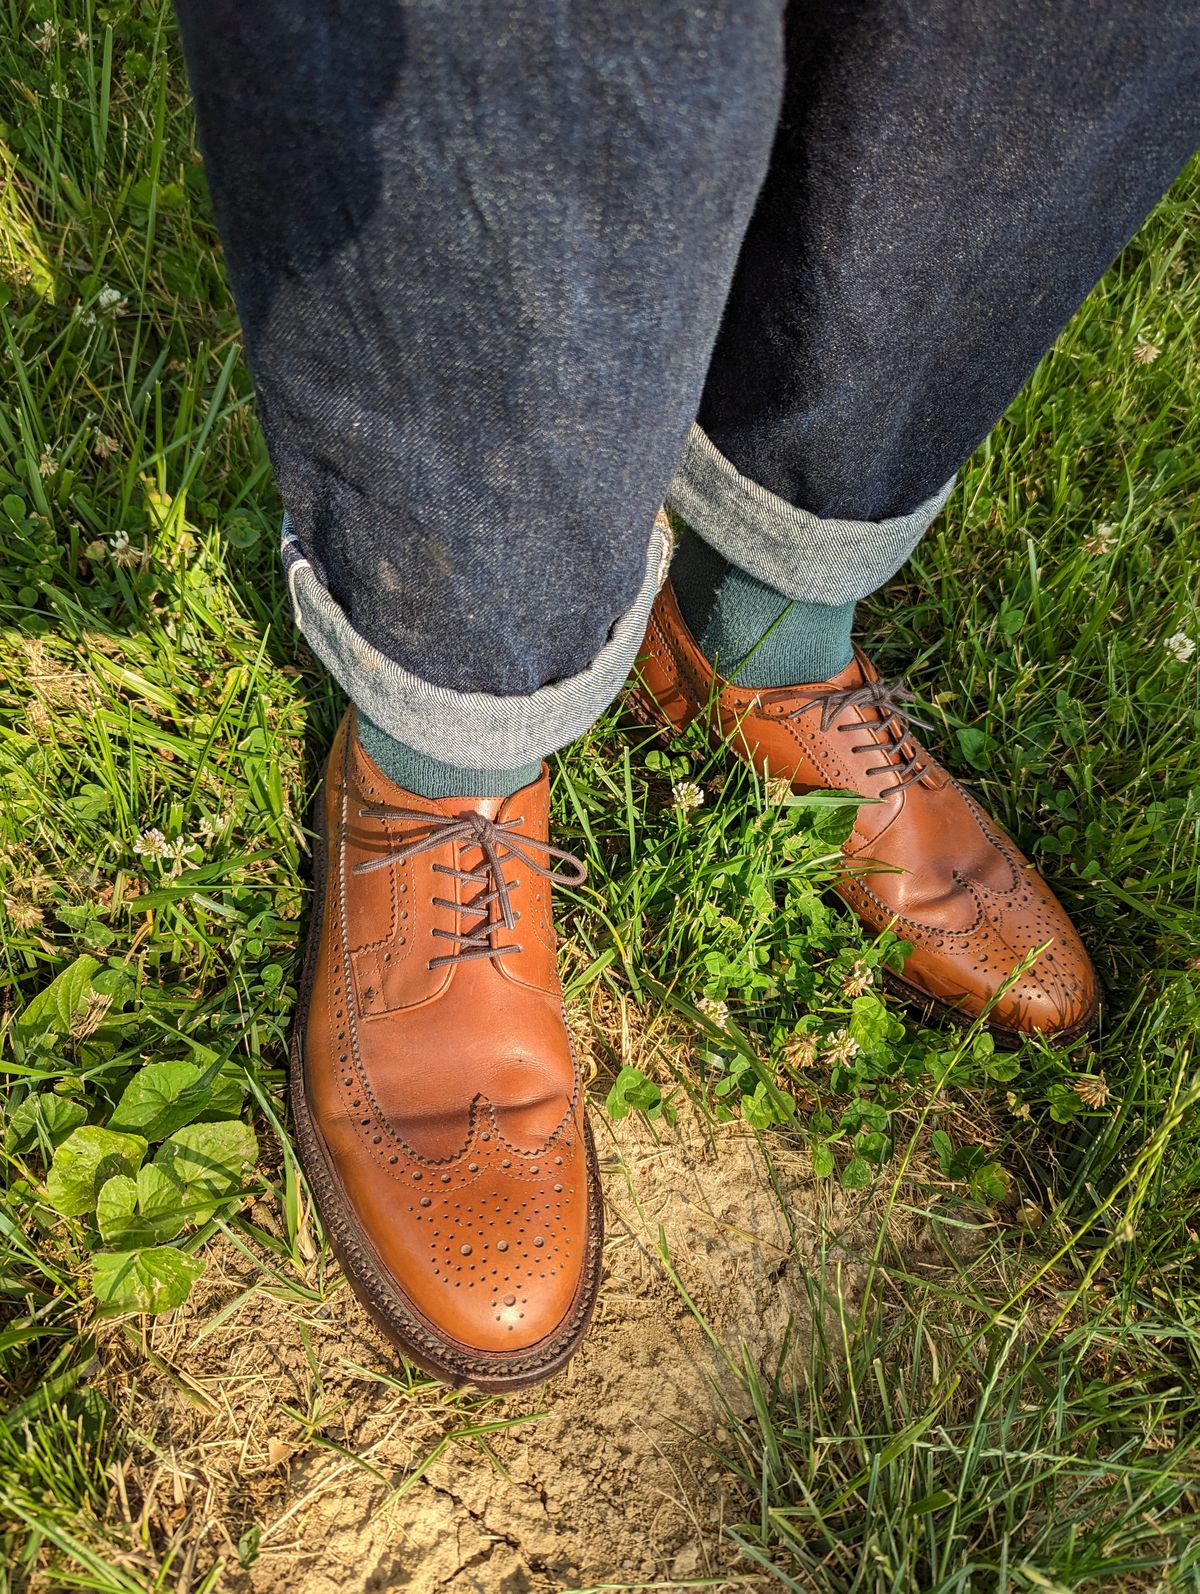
[291,582,1099,1390]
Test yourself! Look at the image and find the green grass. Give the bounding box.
[1,2,1199,1590]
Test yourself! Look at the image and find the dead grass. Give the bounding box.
[85,994,984,1594]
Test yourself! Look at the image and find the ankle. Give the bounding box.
[356,714,540,800]
[671,527,855,687]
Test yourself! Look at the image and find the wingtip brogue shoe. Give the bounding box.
[632,580,1099,1047]
[290,711,603,1390]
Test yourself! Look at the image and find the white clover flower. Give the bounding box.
[697,996,730,1031]
[1082,522,1117,556]
[841,960,874,998]
[107,529,146,568]
[164,836,197,878]
[823,1029,861,1066]
[1165,631,1196,664]
[671,780,704,816]
[33,18,58,51]
[37,448,59,478]
[5,897,45,932]
[193,814,222,843]
[96,286,126,314]
[133,827,171,860]
[1133,340,1161,365]
[1074,1072,1112,1110]
[784,1030,819,1069]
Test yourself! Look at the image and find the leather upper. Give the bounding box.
[634,580,1098,1039]
[304,712,594,1356]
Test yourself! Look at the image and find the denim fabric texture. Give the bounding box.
[176,0,1200,762]
[696,2,1200,523]
[176,0,786,704]
[669,426,954,606]
[281,518,672,766]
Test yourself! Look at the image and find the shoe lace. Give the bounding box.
[784,675,936,798]
[352,806,587,969]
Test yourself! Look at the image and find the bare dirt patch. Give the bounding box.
[94,1015,949,1593]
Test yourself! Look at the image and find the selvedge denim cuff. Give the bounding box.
[668,424,955,605]
[282,516,672,769]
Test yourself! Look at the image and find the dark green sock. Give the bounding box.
[670,527,856,686]
[357,715,540,800]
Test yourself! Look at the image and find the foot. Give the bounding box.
[290,711,603,1389]
[632,581,1098,1046]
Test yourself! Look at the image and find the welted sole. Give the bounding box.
[878,964,1099,1052]
[287,782,604,1394]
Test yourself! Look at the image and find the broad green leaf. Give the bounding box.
[135,1163,190,1238]
[46,1126,147,1217]
[810,797,863,847]
[109,1060,207,1140]
[92,1246,204,1314]
[742,1082,792,1129]
[198,1065,250,1121]
[1047,1081,1083,1123]
[13,955,102,1051]
[5,1093,87,1155]
[95,1170,186,1247]
[91,965,136,1006]
[238,1525,262,1570]
[984,1053,1022,1083]
[849,994,891,1050]
[857,1130,891,1165]
[153,1119,257,1210]
[811,1141,835,1179]
[956,726,991,770]
[840,1156,874,1190]
[969,1160,1011,1204]
[605,1065,655,1121]
[95,1175,139,1245]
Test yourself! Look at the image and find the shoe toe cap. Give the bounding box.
[411,1164,592,1355]
[327,1118,598,1370]
[989,929,1099,1040]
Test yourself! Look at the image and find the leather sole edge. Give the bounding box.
[879,964,1101,1053]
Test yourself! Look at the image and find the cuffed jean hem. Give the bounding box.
[281,515,672,769]
[666,424,956,604]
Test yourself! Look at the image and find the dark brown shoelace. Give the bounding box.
[353,806,587,968]
[785,676,935,798]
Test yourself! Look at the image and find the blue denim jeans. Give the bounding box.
[175,0,1199,768]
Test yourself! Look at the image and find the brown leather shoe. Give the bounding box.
[632,581,1098,1046]
[290,711,603,1390]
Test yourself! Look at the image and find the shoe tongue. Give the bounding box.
[351,724,548,823]
[411,772,552,848]
[831,651,873,689]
